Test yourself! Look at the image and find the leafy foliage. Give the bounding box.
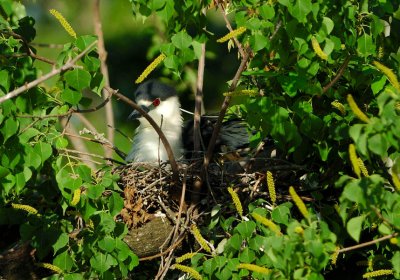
[1,0,400,279]
[0,2,138,278]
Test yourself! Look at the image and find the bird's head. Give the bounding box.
[129,80,182,127]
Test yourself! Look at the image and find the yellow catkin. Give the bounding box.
[217,26,247,43]
[331,247,340,265]
[349,144,361,178]
[227,187,243,217]
[172,264,202,280]
[190,224,211,253]
[294,226,304,234]
[223,89,258,97]
[70,188,81,206]
[311,37,328,60]
[175,252,198,263]
[347,94,370,123]
[288,186,309,219]
[49,9,77,39]
[377,46,384,59]
[35,263,63,274]
[362,269,393,278]
[11,203,38,215]
[237,263,270,274]
[251,212,282,235]
[331,101,346,115]
[390,237,398,245]
[395,102,400,110]
[135,53,166,84]
[357,158,369,177]
[373,61,400,91]
[391,173,400,192]
[266,171,277,205]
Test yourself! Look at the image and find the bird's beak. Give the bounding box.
[128,105,150,120]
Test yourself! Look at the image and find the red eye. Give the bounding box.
[152,98,161,107]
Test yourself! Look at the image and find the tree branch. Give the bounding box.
[0,40,97,105]
[93,0,115,159]
[202,48,251,170]
[322,55,351,94]
[0,30,55,65]
[338,232,398,254]
[105,86,180,183]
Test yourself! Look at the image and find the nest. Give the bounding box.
[114,150,308,258]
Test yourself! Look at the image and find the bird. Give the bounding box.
[125,80,183,162]
[125,79,250,163]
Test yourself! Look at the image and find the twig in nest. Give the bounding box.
[106,86,180,183]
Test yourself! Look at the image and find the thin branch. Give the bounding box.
[61,117,96,169]
[338,233,398,253]
[0,40,97,104]
[93,0,114,159]
[17,90,113,119]
[1,30,55,65]
[64,132,126,159]
[203,48,251,170]
[193,42,206,154]
[106,86,180,183]
[218,3,245,57]
[322,55,351,94]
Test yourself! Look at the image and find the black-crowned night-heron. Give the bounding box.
[125,80,249,162]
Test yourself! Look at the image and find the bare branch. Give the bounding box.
[61,117,96,169]
[0,30,55,65]
[0,40,98,105]
[93,0,115,159]
[203,48,251,170]
[218,3,245,57]
[193,43,206,154]
[105,86,180,183]
[322,55,351,94]
[338,233,398,254]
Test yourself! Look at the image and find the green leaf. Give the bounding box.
[347,215,365,242]
[52,233,69,255]
[148,0,166,10]
[94,212,116,234]
[320,17,334,37]
[357,33,376,57]
[271,203,291,225]
[392,252,400,275]
[54,250,74,272]
[98,236,116,253]
[239,247,256,263]
[0,166,10,179]
[87,183,105,199]
[19,127,40,144]
[235,221,256,239]
[76,164,92,183]
[64,274,84,280]
[0,70,10,92]
[33,141,52,164]
[368,133,388,156]
[65,69,91,91]
[1,117,19,143]
[61,88,82,105]
[109,192,124,217]
[289,0,312,23]
[23,146,41,169]
[259,5,275,20]
[90,252,115,273]
[75,35,97,51]
[250,33,269,52]
[171,30,192,50]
